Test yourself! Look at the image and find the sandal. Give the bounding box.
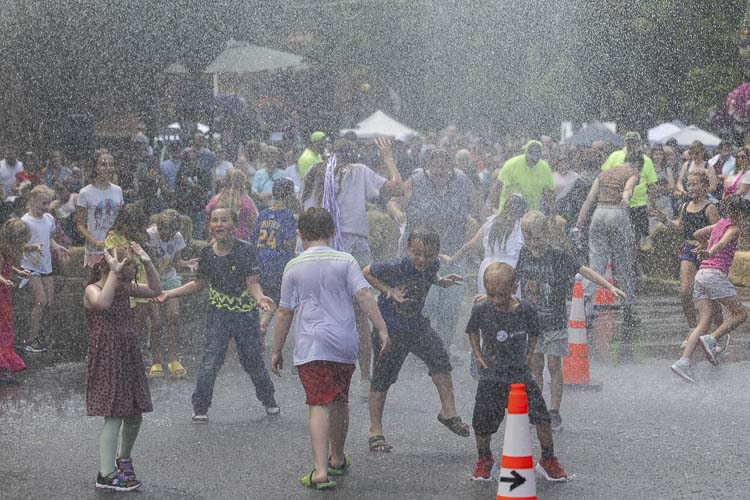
[147,363,164,379]
[300,470,337,490]
[167,360,187,378]
[368,435,392,452]
[437,414,470,437]
[328,455,350,476]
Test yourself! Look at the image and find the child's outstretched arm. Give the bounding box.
[50,238,71,264]
[444,226,483,265]
[84,249,126,311]
[246,275,275,312]
[436,274,464,288]
[362,265,406,303]
[355,287,390,357]
[696,225,739,260]
[129,243,162,298]
[154,279,206,303]
[579,265,627,300]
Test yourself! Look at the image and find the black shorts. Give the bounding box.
[629,206,649,241]
[472,378,550,435]
[370,321,452,392]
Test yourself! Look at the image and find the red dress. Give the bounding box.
[0,258,25,372]
[85,285,152,416]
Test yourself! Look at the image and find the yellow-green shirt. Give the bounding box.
[297,148,323,180]
[600,150,656,208]
[497,154,554,211]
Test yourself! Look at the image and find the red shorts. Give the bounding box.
[297,361,355,406]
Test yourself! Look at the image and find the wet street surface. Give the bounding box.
[3,295,750,499]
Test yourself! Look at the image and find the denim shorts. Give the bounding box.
[693,268,736,300]
[534,328,569,357]
[678,241,701,267]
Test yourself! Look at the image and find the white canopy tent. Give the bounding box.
[340,110,421,141]
[657,125,722,147]
[647,121,684,144]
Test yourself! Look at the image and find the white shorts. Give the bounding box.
[534,328,569,357]
[693,268,736,301]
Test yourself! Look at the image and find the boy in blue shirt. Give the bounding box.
[251,178,298,340]
[362,225,469,452]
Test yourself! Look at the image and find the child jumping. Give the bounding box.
[21,185,71,353]
[0,220,32,382]
[146,209,197,378]
[85,243,162,491]
[516,211,625,430]
[271,207,390,490]
[467,262,568,482]
[363,225,469,452]
[670,195,750,383]
[156,207,278,422]
[251,177,298,342]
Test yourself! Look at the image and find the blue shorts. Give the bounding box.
[678,241,701,267]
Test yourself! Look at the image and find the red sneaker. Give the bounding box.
[536,456,569,482]
[471,455,495,481]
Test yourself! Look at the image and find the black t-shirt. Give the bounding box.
[370,256,439,330]
[197,239,260,312]
[465,299,539,382]
[515,247,580,331]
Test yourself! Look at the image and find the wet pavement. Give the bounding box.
[2,294,750,499]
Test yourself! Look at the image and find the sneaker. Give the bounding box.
[670,360,696,383]
[116,457,136,480]
[536,456,569,482]
[24,339,47,353]
[263,397,280,416]
[698,335,718,366]
[471,455,495,481]
[716,335,731,359]
[95,471,141,492]
[549,409,563,431]
[192,410,209,424]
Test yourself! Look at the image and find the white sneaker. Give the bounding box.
[670,360,696,383]
[698,336,718,366]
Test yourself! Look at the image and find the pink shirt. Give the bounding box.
[700,218,738,274]
[205,194,258,241]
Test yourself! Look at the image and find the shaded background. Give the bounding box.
[0,0,746,156]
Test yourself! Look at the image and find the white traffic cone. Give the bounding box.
[496,383,536,500]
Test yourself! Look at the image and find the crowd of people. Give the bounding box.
[0,122,749,491]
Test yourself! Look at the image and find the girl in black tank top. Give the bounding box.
[680,202,711,240]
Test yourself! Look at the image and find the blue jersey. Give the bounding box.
[251,207,297,289]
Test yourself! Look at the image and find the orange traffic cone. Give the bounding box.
[594,263,614,306]
[563,275,602,391]
[496,384,536,500]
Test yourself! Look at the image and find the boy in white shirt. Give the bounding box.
[271,207,390,491]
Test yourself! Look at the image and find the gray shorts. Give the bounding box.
[693,268,736,301]
[534,328,569,357]
[341,233,371,268]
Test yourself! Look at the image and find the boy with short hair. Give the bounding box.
[271,207,390,491]
[516,211,625,430]
[363,225,469,453]
[467,262,568,482]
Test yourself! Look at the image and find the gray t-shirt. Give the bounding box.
[465,299,539,383]
[302,163,386,238]
[403,168,470,255]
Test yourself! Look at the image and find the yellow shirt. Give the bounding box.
[297,148,323,180]
[497,154,554,211]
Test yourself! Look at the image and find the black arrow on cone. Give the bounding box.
[500,470,526,491]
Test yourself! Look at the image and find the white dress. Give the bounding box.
[477,217,524,294]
